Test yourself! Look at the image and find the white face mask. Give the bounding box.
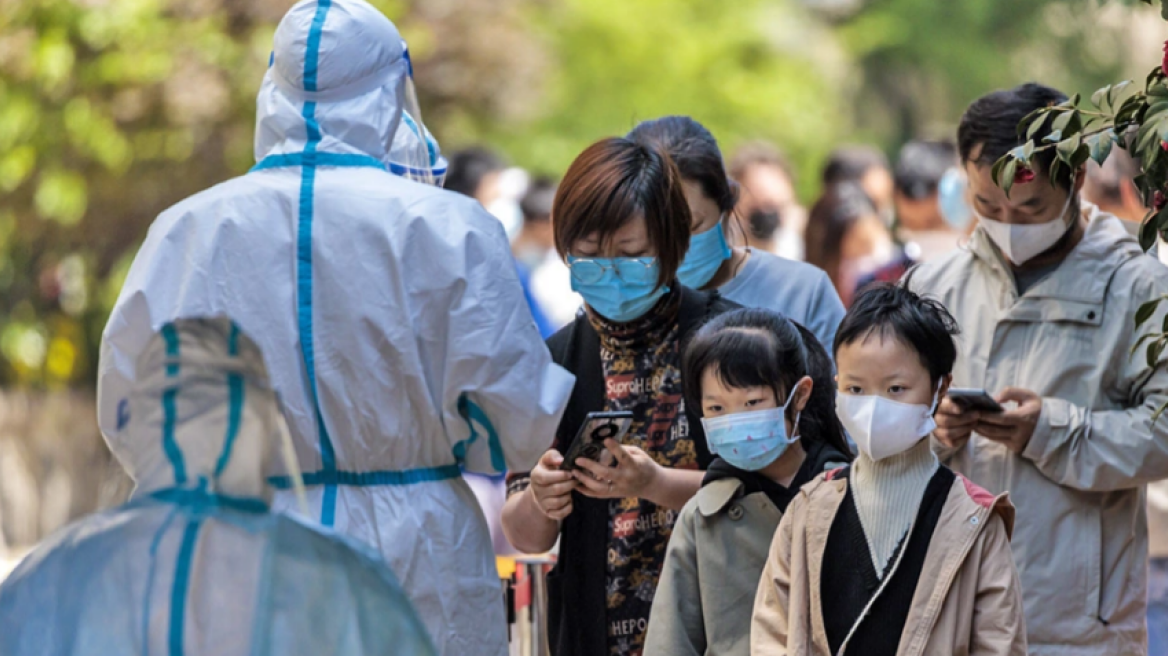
[976,192,1075,265]
[835,383,940,462]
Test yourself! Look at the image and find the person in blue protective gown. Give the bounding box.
[95,2,574,654]
[0,317,437,656]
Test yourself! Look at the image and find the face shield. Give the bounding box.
[387,44,448,187]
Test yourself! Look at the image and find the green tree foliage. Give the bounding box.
[0,0,1159,387]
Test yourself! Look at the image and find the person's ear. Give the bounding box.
[1072,167,1087,196]
[792,376,814,415]
[938,374,953,399]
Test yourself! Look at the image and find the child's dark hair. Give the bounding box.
[834,283,960,381]
[683,308,853,460]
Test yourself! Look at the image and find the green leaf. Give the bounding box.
[1026,113,1050,141]
[1092,85,1110,111]
[1133,330,1163,358]
[1142,208,1163,252]
[1001,158,1017,197]
[1049,159,1067,190]
[1162,0,1168,21]
[1051,111,1073,133]
[1088,131,1115,165]
[1043,129,1063,144]
[1109,81,1133,107]
[991,156,1007,188]
[1023,140,1036,162]
[1152,398,1168,424]
[1056,133,1083,165]
[1148,338,1166,369]
[1137,299,1161,329]
[1010,145,1030,165]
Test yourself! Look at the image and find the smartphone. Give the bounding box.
[946,388,1004,414]
[560,411,634,472]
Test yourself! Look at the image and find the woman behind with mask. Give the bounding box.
[644,308,852,656]
[500,137,738,656]
[804,183,895,307]
[752,284,1025,656]
[627,117,845,354]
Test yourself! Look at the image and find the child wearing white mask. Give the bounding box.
[752,284,1026,656]
[644,308,853,656]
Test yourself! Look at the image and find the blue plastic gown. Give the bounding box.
[0,318,436,656]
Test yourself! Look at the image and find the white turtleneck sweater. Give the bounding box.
[849,439,940,577]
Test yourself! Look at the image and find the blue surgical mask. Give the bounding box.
[700,379,806,471]
[567,256,670,323]
[938,168,972,231]
[677,218,732,289]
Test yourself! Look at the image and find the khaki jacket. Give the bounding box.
[907,207,1168,655]
[645,479,784,656]
[751,471,1025,656]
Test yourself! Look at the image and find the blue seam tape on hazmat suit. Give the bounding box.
[249,0,497,523]
[297,0,340,526]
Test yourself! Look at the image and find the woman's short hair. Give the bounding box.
[553,137,692,289]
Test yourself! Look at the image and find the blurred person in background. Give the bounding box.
[1082,147,1146,237]
[97,3,574,654]
[517,177,583,330]
[854,140,965,292]
[822,145,896,226]
[628,116,844,354]
[445,146,506,206]
[804,182,895,306]
[729,141,807,261]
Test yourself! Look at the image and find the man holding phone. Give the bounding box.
[907,83,1168,655]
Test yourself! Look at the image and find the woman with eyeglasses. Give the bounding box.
[501,137,737,656]
[627,116,846,356]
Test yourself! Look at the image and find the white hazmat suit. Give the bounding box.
[97,2,574,653]
[2,317,437,655]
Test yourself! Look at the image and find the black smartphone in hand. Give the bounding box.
[560,411,634,471]
[946,388,1004,414]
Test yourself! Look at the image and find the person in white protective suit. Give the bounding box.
[96,2,575,653]
[0,317,437,656]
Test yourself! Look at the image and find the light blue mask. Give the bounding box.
[938,168,972,231]
[677,219,732,289]
[700,380,805,471]
[568,256,670,323]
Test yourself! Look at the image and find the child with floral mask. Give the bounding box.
[643,308,852,656]
[752,283,1026,656]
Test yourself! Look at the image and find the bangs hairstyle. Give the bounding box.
[834,283,961,381]
[552,137,691,288]
[683,308,853,460]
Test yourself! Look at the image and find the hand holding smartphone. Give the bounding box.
[560,411,634,472]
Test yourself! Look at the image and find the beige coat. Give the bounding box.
[907,207,1168,655]
[644,479,784,656]
[751,471,1026,656]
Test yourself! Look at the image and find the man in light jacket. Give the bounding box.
[907,82,1168,655]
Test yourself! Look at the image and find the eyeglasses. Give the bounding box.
[568,257,658,285]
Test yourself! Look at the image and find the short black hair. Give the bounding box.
[958,82,1072,190]
[683,308,853,460]
[894,140,957,200]
[627,116,739,214]
[834,283,960,382]
[444,146,505,198]
[822,146,889,187]
[520,176,556,223]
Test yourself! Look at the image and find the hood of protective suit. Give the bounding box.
[255,0,444,181]
[110,316,283,500]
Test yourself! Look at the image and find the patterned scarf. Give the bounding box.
[588,288,698,655]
